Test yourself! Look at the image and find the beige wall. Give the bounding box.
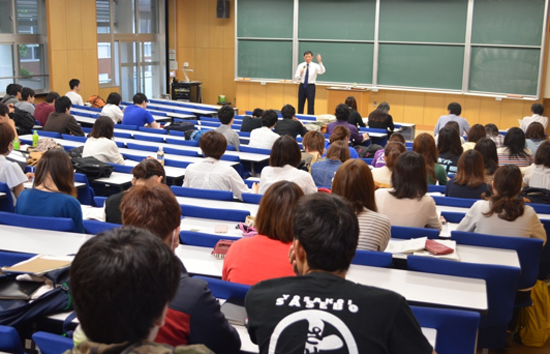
[46,0,99,103]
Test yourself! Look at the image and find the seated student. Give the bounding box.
[214,105,240,151]
[248,109,280,149]
[462,124,486,151]
[375,151,441,230]
[259,135,317,195]
[445,150,489,199]
[82,116,124,164]
[497,127,533,167]
[484,123,504,148]
[0,104,18,141]
[367,101,394,135]
[0,123,29,203]
[434,120,465,145]
[325,125,359,159]
[100,92,123,124]
[241,108,264,132]
[121,92,159,128]
[245,193,434,354]
[525,122,546,156]
[15,149,85,233]
[413,133,447,185]
[274,104,308,139]
[183,131,255,200]
[437,125,463,175]
[475,138,499,183]
[300,130,325,171]
[457,165,546,243]
[68,227,212,354]
[311,140,349,187]
[15,87,35,115]
[523,140,550,190]
[332,159,391,251]
[433,102,470,136]
[372,132,405,167]
[43,96,85,136]
[120,184,240,353]
[65,78,84,106]
[104,158,165,224]
[371,142,406,187]
[346,95,366,128]
[520,103,548,132]
[223,181,302,285]
[1,84,22,106]
[34,92,59,126]
[327,103,369,146]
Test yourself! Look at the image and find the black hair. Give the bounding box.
[503,127,530,159]
[294,193,358,272]
[218,105,235,125]
[89,116,115,139]
[531,103,544,115]
[390,151,428,200]
[303,50,313,57]
[21,87,35,101]
[55,96,72,113]
[252,108,264,117]
[0,104,9,117]
[484,123,499,137]
[475,138,499,176]
[437,126,463,156]
[6,84,22,96]
[69,79,80,90]
[281,104,296,119]
[106,92,122,105]
[335,103,350,121]
[45,92,60,104]
[447,102,462,116]
[261,109,278,127]
[133,93,148,105]
[71,227,181,344]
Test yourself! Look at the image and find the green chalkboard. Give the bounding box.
[237,0,293,38]
[298,41,373,84]
[472,0,545,46]
[469,47,540,96]
[379,0,468,43]
[298,0,375,40]
[237,40,293,80]
[378,44,464,90]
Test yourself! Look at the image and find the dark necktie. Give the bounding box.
[304,64,309,89]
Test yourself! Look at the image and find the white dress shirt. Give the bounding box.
[259,164,317,195]
[294,62,326,84]
[101,104,124,124]
[520,114,548,132]
[65,91,84,106]
[82,137,125,165]
[183,157,250,200]
[248,126,280,149]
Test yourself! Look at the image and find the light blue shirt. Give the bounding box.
[433,114,470,136]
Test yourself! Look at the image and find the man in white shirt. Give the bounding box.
[520,103,548,132]
[65,78,84,106]
[248,109,280,149]
[295,51,325,115]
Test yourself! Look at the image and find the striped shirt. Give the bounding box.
[357,208,392,251]
[497,147,533,168]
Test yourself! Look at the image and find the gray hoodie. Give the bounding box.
[1,95,19,106]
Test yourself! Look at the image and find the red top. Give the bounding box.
[34,102,55,126]
[222,235,295,286]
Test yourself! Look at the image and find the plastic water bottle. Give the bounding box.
[32,130,39,147]
[73,324,87,347]
[13,139,19,150]
[157,146,165,166]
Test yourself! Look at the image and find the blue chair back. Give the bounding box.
[164,147,199,157]
[528,202,550,214]
[126,142,158,152]
[83,220,121,234]
[242,192,262,204]
[238,131,251,137]
[0,251,36,267]
[171,186,233,201]
[351,250,393,268]
[239,146,271,155]
[180,230,240,248]
[407,255,520,349]
[181,205,249,222]
[361,157,373,166]
[32,331,74,354]
[93,196,107,207]
[0,325,25,354]
[134,134,165,143]
[0,182,15,212]
[220,154,240,162]
[539,219,550,280]
[451,230,543,290]
[115,141,125,148]
[440,211,466,223]
[166,138,199,146]
[109,163,134,173]
[165,159,192,168]
[427,185,446,194]
[410,306,480,354]
[0,211,76,232]
[74,173,95,205]
[81,127,92,133]
[431,195,476,208]
[115,124,139,131]
[193,276,250,300]
[120,153,146,162]
[390,226,439,240]
[61,134,86,143]
[138,126,167,135]
[113,131,133,138]
[37,131,61,139]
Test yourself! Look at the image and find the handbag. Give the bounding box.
[72,156,113,180]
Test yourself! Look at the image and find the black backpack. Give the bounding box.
[520,187,550,205]
[72,156,113,180]
[164,121,195,133]
[355,144,383,158]
[10,108,35,135]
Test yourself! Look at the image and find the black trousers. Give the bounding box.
[298,84,316,115]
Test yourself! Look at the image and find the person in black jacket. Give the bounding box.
[274,104,308,139]
[346,96,366,128]
[241,108,264,132]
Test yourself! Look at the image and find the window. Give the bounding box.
[0,0,48,94]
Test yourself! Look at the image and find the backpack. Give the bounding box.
[355,144,383,158]
[164,121,195,133]
[71,156,113,180]
[10,108,35,135]
[190,129,205,142]
[520,187,550,205]
[87,95,106,109]
[517,280,550,347]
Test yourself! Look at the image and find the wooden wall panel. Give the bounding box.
[385,91,405,123]
[248,83,267,110]
[99,87,119,99]
[65,1,83,50]
[403,92,424,124]
[81,1,98,50]
[49,50,68,94]
[477,98,501,126]
[47,0,67,52]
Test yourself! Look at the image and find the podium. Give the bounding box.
[171,82,202,103]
